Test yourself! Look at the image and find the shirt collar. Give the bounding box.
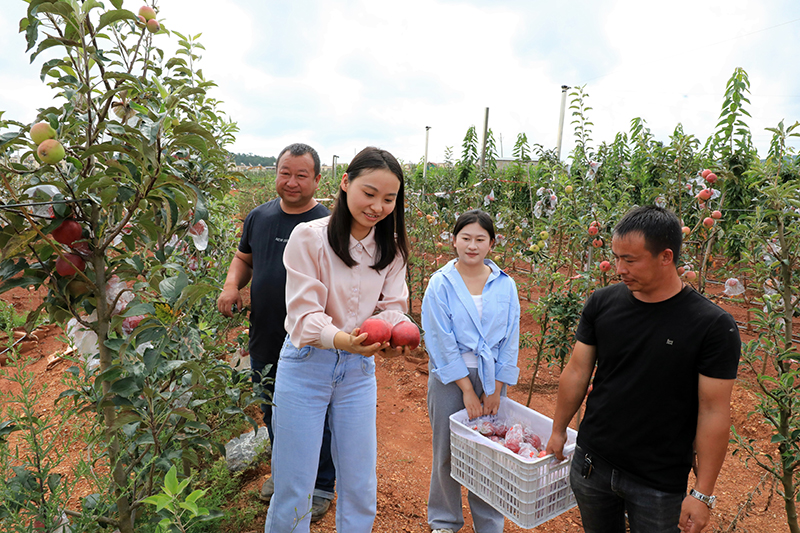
[442,257,505,282]
[349,227,377,258]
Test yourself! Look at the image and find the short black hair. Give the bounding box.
[276,143,321,176]
[453,210,495,242]
[613,205,682,265]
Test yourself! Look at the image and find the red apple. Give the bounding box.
[705,173,717,184]
[685,271,697,281]
[30,122,56,145]
[681,226,690,235]
[599,260,611,272]
[52,219,82,246]
[677,266,685,275]
[703,217,714,228]
[711,210,722,219]
[139,5,156,20]
[359,317,392,345]
[146,19,160,33]
[701,169,712,179]
[37,139,66,164]
[587,225,599,236]
[697,189,712,201]
[390,321,420,349]
[55,253,85,276]
[122,315,146,335]
[592,238,603,248]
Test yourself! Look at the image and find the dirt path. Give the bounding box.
[0,285,790,532]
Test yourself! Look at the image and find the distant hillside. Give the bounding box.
[231,152,276,167]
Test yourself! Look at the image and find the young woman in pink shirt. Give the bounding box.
[264,146,410,533]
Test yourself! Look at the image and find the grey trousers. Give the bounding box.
[427,367,505,533]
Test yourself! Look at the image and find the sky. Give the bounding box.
[1,0,799,165]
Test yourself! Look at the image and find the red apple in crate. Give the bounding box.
[390,321,420,349]
[55,253,85,276]
[52,219,82,246]
[359,317,391,345]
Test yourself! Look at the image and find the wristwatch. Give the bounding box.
[689,488,716,509]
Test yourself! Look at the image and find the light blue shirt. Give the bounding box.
[421,258,520,395]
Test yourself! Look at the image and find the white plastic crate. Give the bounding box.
[449,396,578,528]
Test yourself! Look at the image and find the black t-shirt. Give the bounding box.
[575,283,740,493]
[238,198,329,364]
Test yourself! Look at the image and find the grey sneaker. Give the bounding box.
[258,476,274,503]
[310,496,332,522]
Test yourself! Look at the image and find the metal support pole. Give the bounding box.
[423,126,431,196]
[556,85,570,161]
[480,107,489,169]
[331,155,338,181]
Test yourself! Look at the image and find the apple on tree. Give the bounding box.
[711,210,722,219]
[139,5,156,20]
[37,139,66,164]
[697,189,712,202]
[146,19,160,33]
[30,122,56,145]
[703,217,715,228]
[51,219,83,246]
[587,225,599,236]
[55,253,86,276]
[599,260,611,272]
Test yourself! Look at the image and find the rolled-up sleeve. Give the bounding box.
[422,276,469,384]
[284,224,338,349]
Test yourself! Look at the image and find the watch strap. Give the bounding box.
[689,488,716,509]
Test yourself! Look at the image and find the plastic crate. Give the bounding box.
[449,397,578,528]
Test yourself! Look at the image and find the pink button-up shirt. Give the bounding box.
[283,216,409,350]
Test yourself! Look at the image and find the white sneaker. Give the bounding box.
[431,529,455,533]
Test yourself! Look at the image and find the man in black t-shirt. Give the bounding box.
[546,206,740,533]
[217,143,334,522]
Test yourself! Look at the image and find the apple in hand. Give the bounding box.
[359,317,392,345]
[55,253,86,276]
[37,139,66,164]
[390,321,420,349]
[30,122,56,145]
[52,219,82,246]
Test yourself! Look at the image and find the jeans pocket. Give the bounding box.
[361,355,376,376]
[280,342,312,362]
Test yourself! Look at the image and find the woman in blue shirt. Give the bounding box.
[422,209,520,533]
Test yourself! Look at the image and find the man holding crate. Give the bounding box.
[546,206,740,533]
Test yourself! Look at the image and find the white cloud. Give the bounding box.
[1,0,798,164]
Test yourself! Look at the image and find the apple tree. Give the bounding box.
[0,2,257,532]
[730,119,800,533]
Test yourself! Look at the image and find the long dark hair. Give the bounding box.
[327,147,409,271]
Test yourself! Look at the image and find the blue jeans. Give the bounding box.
[264,341,377,533]
[569,445,683,533]
[251,355,336,496]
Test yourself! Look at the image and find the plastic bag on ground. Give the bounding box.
[225,427,271,472]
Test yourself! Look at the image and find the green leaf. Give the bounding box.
[172,134,207,156]
[170,407,197,420]
[160,273,189,304]
[164,465,179,496]
[110,377,140,397]
[110,410,142,431]
[143,493,172,511]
